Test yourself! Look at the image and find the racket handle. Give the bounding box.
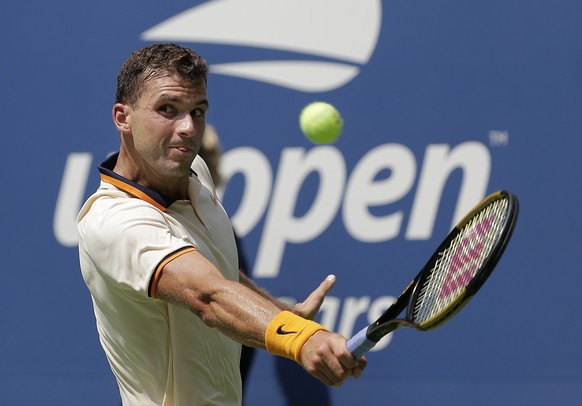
[347,326,376,359]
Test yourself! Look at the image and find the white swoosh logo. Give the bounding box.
[141,0,382,92]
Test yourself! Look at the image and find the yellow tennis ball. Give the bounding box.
[299,102,343,144]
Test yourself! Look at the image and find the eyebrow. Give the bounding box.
[157,93,209,108]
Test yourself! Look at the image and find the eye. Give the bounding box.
[158,105,175,114]
[191,108,206,118]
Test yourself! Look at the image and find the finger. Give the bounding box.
[320,274,336,293]
[305,274,336,305]
[309,358,350,387]
[301,332,352,386]
[295,275,336,319]
[321,337,358,384]
[324,356,353,386]
[351,356,367,379]
[302,355,339,386]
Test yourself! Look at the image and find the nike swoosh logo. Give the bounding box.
[276,325,297,335]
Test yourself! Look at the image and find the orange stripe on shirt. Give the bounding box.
[149,247,198,298]
[100,174,168,212]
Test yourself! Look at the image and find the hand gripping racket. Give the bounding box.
[347,190,519,359]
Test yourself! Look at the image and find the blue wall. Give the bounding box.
[1,1,580,404]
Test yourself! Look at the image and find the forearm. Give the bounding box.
[202,278,282,348]
[156,251,292,348]
[238,271,294,312]
[204,285,328,361]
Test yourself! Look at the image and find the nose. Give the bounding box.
[178,114,195,138]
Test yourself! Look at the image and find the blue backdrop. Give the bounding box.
[1,1,580,405]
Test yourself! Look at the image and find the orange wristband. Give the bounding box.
[265,311,328,362]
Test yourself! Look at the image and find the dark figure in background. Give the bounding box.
[199,125,332,406]
[197,125,256,395]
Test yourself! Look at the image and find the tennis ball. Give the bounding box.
[299,102,343,144]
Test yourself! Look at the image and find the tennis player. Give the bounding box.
[77,43,366,406]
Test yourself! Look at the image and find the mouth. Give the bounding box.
[170,146,194,154]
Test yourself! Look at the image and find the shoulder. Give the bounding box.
[191,155,216,193]
[77,182,168,242]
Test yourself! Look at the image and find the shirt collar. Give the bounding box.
[98,152,196,211]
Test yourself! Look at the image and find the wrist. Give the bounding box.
[265,311,328,362]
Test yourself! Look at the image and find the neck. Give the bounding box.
[114,147,191,200]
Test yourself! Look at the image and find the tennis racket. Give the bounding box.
[347,190,519,359]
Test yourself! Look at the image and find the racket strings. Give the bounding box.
[412,198,509,324]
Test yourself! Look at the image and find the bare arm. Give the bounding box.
[155,250,366,385]
[156,250,279,348]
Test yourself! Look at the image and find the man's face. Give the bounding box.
[125,73,209,179]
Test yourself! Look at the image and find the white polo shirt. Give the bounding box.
[77,153,242,406]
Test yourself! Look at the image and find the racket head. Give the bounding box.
[408,190,519,331]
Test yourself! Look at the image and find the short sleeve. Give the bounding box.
[78,195,193,297]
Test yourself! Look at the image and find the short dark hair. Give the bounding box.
[115,43,209,107]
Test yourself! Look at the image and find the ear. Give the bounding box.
[112,103,132,134]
